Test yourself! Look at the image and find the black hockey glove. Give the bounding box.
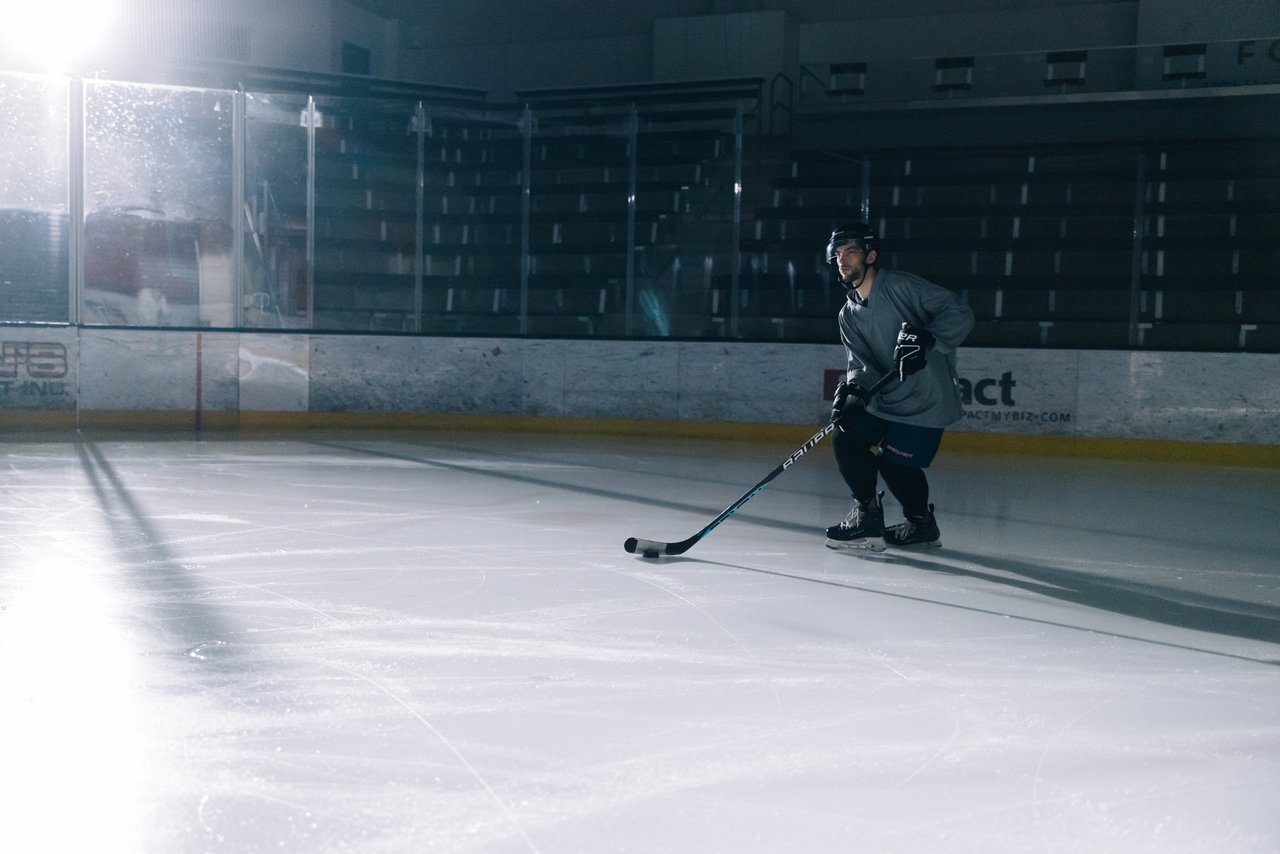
[894,323,935,381]
[831,380,872,431]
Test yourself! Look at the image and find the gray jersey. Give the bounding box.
[837,269,975,428]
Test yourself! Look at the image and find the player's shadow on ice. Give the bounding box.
[666,550,1280,660]
[893,547,1280,646]
[75,441,233,656]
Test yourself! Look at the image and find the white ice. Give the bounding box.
[1,430,1278,853]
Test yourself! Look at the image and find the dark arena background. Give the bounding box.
[1,3,1278,853]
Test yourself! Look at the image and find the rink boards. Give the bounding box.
[0,326,1276,447]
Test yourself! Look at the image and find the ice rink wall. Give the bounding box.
[2,327,1277,451]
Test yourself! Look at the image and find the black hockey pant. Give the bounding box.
[832,426,931,519]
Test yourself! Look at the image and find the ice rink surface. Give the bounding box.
[2,429,1278,853]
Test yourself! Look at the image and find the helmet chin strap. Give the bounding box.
[840,269,866,292]
[838,264,872,299]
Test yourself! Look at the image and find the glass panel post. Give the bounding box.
[518,105,535,335]
[68,77,83,326]
[624,106,639,336]
[232,90,246,329]
[729,104,743,338]
[1128,151,1147,348]
[412,102,428,333]
[303,95,317,329]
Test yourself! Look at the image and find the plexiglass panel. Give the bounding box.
[0,73,70,323]
[626,126,741,339]
[244,91,311,328]
[1,64,1274,353]
[82,81,234,326]
[310,95,427,333]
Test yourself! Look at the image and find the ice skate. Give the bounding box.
[825,495,885,551]
[884,505,942,548]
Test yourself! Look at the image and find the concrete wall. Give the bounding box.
[331,1,400,78]
[798,2,1137,66]
[1136,0,1280,44]
[21,1,1271,96]
[654,10,794,84]
[393,0,1280,98]
[3,328,1276,447]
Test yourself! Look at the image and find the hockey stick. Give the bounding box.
[623,369,897,558]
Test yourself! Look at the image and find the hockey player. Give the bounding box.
[824,222,975,551]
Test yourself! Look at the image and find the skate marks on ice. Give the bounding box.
[789,544,1280,661]
[597,553,1280,853]
[5,434,1280,853]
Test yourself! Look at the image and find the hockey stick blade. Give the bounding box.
[623,536,684,558]
[623,370,896,558]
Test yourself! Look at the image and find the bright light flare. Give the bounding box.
[0,529,151,852]
[0,0,120,71]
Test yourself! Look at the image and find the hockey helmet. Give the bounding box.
[825,222,879,264]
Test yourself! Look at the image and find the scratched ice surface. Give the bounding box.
[2,431,1278,853]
